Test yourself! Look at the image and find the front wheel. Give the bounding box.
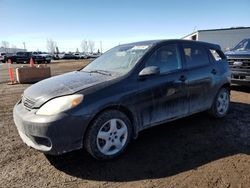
[84,110,132,160]
[209,87,230,118]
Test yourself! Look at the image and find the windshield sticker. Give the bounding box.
[116,51,126,56]
[131,45,149,50]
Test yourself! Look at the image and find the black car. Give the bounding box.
[225,38,250,87]
[7,51,51,64]
[13,40,231,160]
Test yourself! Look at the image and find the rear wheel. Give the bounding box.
[84,110,132,160]
[209,87,230,118]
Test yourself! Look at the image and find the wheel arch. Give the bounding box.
[84,105,138,141]
[220,82,231,94]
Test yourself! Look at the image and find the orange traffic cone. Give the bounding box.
[29,58,35,67]
[7,59,17,85]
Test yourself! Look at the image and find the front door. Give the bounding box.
[136,43,189,128]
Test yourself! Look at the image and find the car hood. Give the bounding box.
[24,71,115,107]
[225,50,250,57]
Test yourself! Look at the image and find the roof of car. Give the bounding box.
[122,39,221,50]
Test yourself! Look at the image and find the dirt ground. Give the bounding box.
[0,60,250,188]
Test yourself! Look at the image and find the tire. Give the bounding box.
[209,87,230,118]
[84,110,132,160]
[46,60,51,64]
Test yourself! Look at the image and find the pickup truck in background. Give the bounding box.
[225,38,250,87]
[5,51,52,64]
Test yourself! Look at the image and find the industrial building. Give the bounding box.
[0,47,26,53]
[182,27,250,51]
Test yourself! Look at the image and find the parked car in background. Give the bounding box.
[74,53,81,59]
[3,53,16,62]
[52,54,59,60]
[225,38,250,87]
[6,51,51,64]
[0,52,6,62]
[88,52,102,59]
[62,53,79,60]
[32,51,52,63]
[74,52,88,59]
[13,40,231,160]
[52,53,65,60]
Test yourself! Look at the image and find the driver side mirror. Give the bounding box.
[139,66,160,78]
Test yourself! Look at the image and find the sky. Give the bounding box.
[0,0,250,52]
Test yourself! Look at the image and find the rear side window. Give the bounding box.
[209,49,226,62]
[183,44,210,68]
[145,44,182,74]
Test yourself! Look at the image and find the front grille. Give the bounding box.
[228,58,250,72]
[22,96,36,110]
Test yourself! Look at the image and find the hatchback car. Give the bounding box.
[13,40,231,160]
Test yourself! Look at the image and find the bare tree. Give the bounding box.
[81,40,88,53]
[11,45,18,53]
[1,41,9,52]
[55,46,59,54]
[88,40,95,53]
[46,39,57,54]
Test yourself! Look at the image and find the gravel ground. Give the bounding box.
[0,60,249,188]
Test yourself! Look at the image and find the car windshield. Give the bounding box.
[82,44,151,75]
[233,39,250,51]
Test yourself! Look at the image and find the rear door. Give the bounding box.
[181,42,216,113]
[136,43,189,128]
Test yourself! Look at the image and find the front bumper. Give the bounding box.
[231,71,250,86]
[13,100,90,155]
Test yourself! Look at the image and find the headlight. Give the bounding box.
[36,94,83,115]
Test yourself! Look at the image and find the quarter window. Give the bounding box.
[183,45,210,68]
[209,49,226,62]
[145,44,182,74]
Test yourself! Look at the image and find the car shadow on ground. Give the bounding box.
[231,85,250,93]
[46,101,250,182]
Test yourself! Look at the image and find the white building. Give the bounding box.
[182,27,250,51]
[0,47,26,53]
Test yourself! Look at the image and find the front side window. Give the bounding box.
[145,44,182,74]
[183,44,210,68]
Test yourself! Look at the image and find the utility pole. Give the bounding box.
[22,42,26,50]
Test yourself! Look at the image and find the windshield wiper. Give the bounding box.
[83,69,112,76]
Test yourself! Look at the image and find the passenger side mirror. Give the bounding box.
[139,66,160,77]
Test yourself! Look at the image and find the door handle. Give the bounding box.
[179,75,187,82]
[211,69,217,75]
[175,75,187,84]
